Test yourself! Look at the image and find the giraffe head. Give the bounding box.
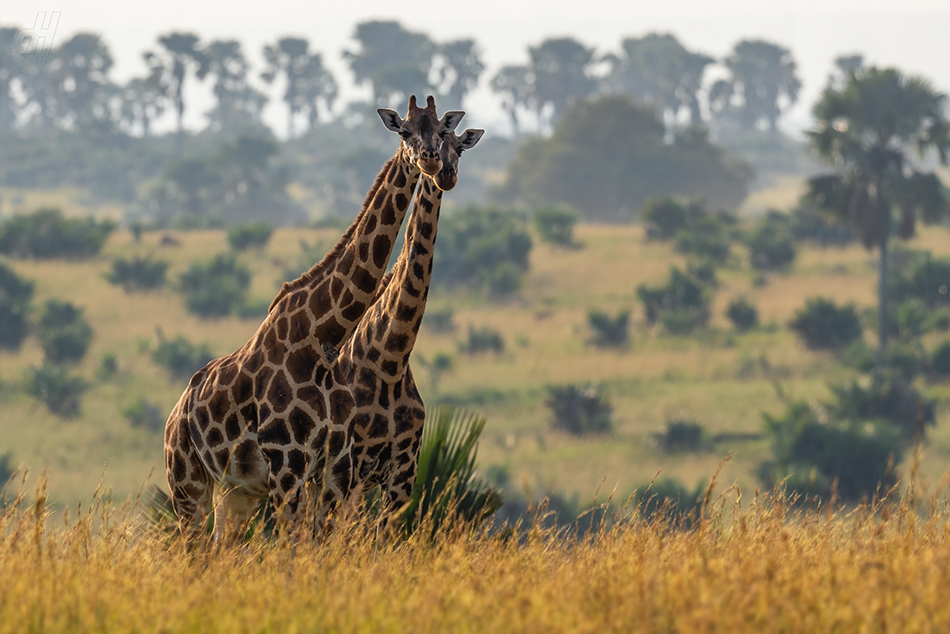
[378,95,464,176]
[433,128,485,191]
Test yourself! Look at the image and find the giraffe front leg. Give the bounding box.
[212,486,263,545]
[164,415,214,543]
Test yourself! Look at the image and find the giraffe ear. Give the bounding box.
[440,111,465,133]
[457,129,485,151]
[378,109,404,133]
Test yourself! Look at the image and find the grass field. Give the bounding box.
[1,207,950,508]
[3,477,950,633]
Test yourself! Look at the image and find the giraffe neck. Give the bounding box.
[350,175,443,381]
[268,145,421,351]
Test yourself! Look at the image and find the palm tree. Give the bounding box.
[528,37,596,125]
[723,39,801,132]
[154,32,209,134]
[434,38,484,111]
[490,64,532,135]
[205,39,267,133]
[342,20,435,107]
[805,67,950,354]
[262,38,337,137]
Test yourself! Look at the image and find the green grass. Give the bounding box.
[1,214,950,506]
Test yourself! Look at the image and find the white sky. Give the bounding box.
[7,0,950,136]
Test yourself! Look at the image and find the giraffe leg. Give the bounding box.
[212,486,263,545]
[164,414,213,542]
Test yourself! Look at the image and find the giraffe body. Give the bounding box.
[336,128,484,509]
[163,97,463,541]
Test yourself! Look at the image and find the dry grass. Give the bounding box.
[4,473,950,633]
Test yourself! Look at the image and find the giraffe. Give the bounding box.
[163,96,464,542]
[336,127,485,513]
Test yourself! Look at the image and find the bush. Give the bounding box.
[546,383,613,435]
[790,206,856,246]
[0,207,115,259]
[760,400,900,502]
[744,211,796,272]
[25,363,88,418]
[931,341,950,380]
[587,309,629,348]
[178,253,251,319]
[642,197,704,240]
[433,207,532,296]
[891,299,930,340]
[123,398,166,432]
[423,307,455,334]
[726,298,758,332]
[98,353,119,379]
[152,334,214,381]
[889,250,950,309]
[36,300,94,365]
[0,451,13,488]
[228,222,274,251]
[789,298,863,350]
[637,266,710,334]
[0,261,34,352]
[460,325,505,355]
[673,212,734,264]
[654,418,710,453]
[828,371,936,441]
[106,255,169,292]
[534,206,579,248]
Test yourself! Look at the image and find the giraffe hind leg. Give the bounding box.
[165,415,214,542]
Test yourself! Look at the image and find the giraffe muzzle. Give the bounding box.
[418,154,442,176]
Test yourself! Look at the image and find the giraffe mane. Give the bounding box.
[268,155,400,313]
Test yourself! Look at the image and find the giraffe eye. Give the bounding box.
[399,130,412,140]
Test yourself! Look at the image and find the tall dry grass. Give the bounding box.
[4,465,950,633]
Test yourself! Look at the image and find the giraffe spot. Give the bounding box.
[225,414,241,441]
[309,426,328,452]
[188,368,207,389]
[240,403,258,432]
[218,362,238,387]
[280,472,297,493]
[330,276,345,300]
[365,214,378,235]
[372,234,392,270]
[276,316,289,341]
[215,448,231,471]
[287,448,306,474]
[385,332,409,353]
[231,374,253,406]
[268,370,293,413]
[263,328,278,353]
[393,167,407,188]
[208,390,231,419]
[397,437,414,451]
[366,347,381,364]
[327,429,347,455]
[266,340,288,366]
[372,190,387,211]
[308,282,331,314]
[338,248,355,276]
[265,447,284,473]
[395,452,412,467]
[419,221,434,240]
[341,301,367,322]
[329,391,353,427]
[369,414,389,439]
[172,452,188,482]
[234,439,260,477]
[352,266,376,293]
[259,418,292,447]
[412,262,425,281]
[245,350,265,374]
[255,367,274,401]
[195,408,210,432]
[339,288,354,307]
[202,450,215,469]
[350,413,370,436]
[381,360,399,377]
[288,311,310,344]
[286,347,319,384]
[207,427,224,448]
[315,316,346,348]
[395,302,415,322]
[394,405,422,436]
[381,201,397,225]
[394,193,408,211]
[189,453,204,475]
[404,283,421,298]
[393,380,402,400]
[353,387,374,408]
[375,315,390,340]
[378,384,390,409]
[288,407,313,445]
[358,241,369,262]
[290,291,307,310]
[332,452,352,487]
[297,386,328,419]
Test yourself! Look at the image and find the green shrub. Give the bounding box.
[178,254,251,319]
[0,207,115,259]
[123,398,166,432]
[637,266,710,334]
[673,213,733,264]
[889,250,950,309]
[227,222,274,251]
[546,383,613,435]
[0,261,34,352]
[828,371,935,441]
[726,298,759,332]
[36,300,94,365]
[931,341,950,380]
[534,206,579,248]
[0,452,13,488]
[587,309,630,348]
[654,418,710,453]
[152,334,214,381]
[460,325,505,355]
[760,400,900,502]
[790,206,856,246]
[891,299,930,340]
[423,307,455,334]
[744,212,796,272]
[789,297,863,350]
[642,197,703,240]
[25,363,88,418]
[106,255,169,293]
[98,353,119,380]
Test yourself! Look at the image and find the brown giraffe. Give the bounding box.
[336,127,484,512]
[163,96,464,542]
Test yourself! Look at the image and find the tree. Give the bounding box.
[50,33,114,129]
[805,67,950,355]
[0,261,34,352]
[153,32,209,134]
[204,39,267,133]
[433,38,484,111]
[608,33,713,127]
[0,26,25,129]
[528,37,597,125]
[262,37,337,138]
[720,39,801,132]
[116,57,167,136]
[489,65,532,134]
[343,20,435,107]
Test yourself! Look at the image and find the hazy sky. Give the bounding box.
[8,0,950,136]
